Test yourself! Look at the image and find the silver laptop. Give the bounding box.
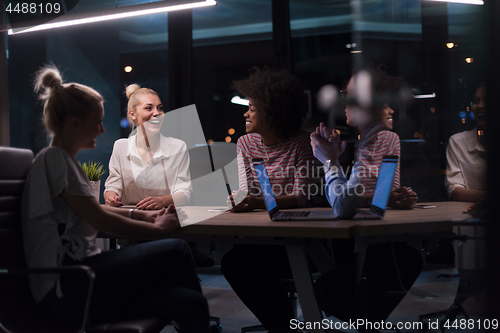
[253,158,337,221]
[351,155,398,220]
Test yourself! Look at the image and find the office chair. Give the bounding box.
[0,146,167,333]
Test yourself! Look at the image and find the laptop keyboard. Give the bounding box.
[354,210,380,220]
[358,214,380,220]
[280,211,311,218]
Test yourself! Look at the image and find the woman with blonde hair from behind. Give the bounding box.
[22,65,209,332]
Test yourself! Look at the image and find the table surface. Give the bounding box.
[176,201,476,239]
[172,201,478,333]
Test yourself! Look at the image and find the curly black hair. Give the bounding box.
[231,67,306,139]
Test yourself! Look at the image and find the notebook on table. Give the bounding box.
[253,158,337,221]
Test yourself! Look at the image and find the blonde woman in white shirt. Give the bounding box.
[104,84,192,210]
[104,85,213,266]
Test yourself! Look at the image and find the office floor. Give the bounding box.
[160,263,487,333]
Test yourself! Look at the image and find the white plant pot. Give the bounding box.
[90,180,101,202]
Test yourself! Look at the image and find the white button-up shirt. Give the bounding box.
[104,134,192,205]
[445,128,486,198]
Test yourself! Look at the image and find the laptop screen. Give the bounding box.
[253,159,278,213]
[371,156,398,211]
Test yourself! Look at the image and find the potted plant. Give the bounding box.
[80,161,106,201]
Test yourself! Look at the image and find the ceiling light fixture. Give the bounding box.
[426,0,483,5]
[413,93,436,99]
[5,1,217,35]
[231,96,249,106]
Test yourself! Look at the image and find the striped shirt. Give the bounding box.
[355,130,401,196]
[237,131,316,207]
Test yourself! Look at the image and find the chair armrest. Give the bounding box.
[0,265,95,333]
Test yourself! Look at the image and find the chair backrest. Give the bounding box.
[0,146,34,269]
[0,146,46,330]
[0,146,168,333]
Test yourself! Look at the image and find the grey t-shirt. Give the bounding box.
[21,146,101,303]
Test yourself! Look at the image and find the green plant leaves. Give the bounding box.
[79,161,106,181]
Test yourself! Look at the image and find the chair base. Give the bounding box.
[210,316,223,333]
[241,324,266,333]
[89,317,168,333]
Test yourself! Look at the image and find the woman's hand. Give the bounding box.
[310,123,347,165]
[389,187,418,209]
[105,195,123,207]
[227,190,247,210]
[230,195,259,213]
[176,207,188,223]
[466,200,486,218]
[132,209,161,222]
[136,196,167,210]
[317,122,332,141]
[153,205,180,234]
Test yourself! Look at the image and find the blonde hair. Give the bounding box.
[125,84,159,127]
[34,65,103,136]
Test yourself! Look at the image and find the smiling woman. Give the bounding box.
[220,67,318,333]
[21,65,209,332]
[228,67,315,212]
[104,84,192,210]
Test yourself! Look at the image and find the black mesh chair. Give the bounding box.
[0,146,167,333]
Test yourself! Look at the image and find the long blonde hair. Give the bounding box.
[34,65,103,136]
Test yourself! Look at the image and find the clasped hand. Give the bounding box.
[152,204,188,233]
[227,190,258,213]
[310,122,347,164]
[137,205,187,223]
[389,187,418,209]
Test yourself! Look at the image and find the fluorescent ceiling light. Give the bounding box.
[6,1,217,35]
[231,96,249,106]
[413,93,436,99]
[425,0,483,5]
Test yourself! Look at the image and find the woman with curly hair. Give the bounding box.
[311,66,418,218]
[221,67,317,333]
[229,67,315,212]
[310,67,421,330]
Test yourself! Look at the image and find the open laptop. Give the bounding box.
[253,155,398,221]
[253,158,337,221]
[351,155,398,220]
